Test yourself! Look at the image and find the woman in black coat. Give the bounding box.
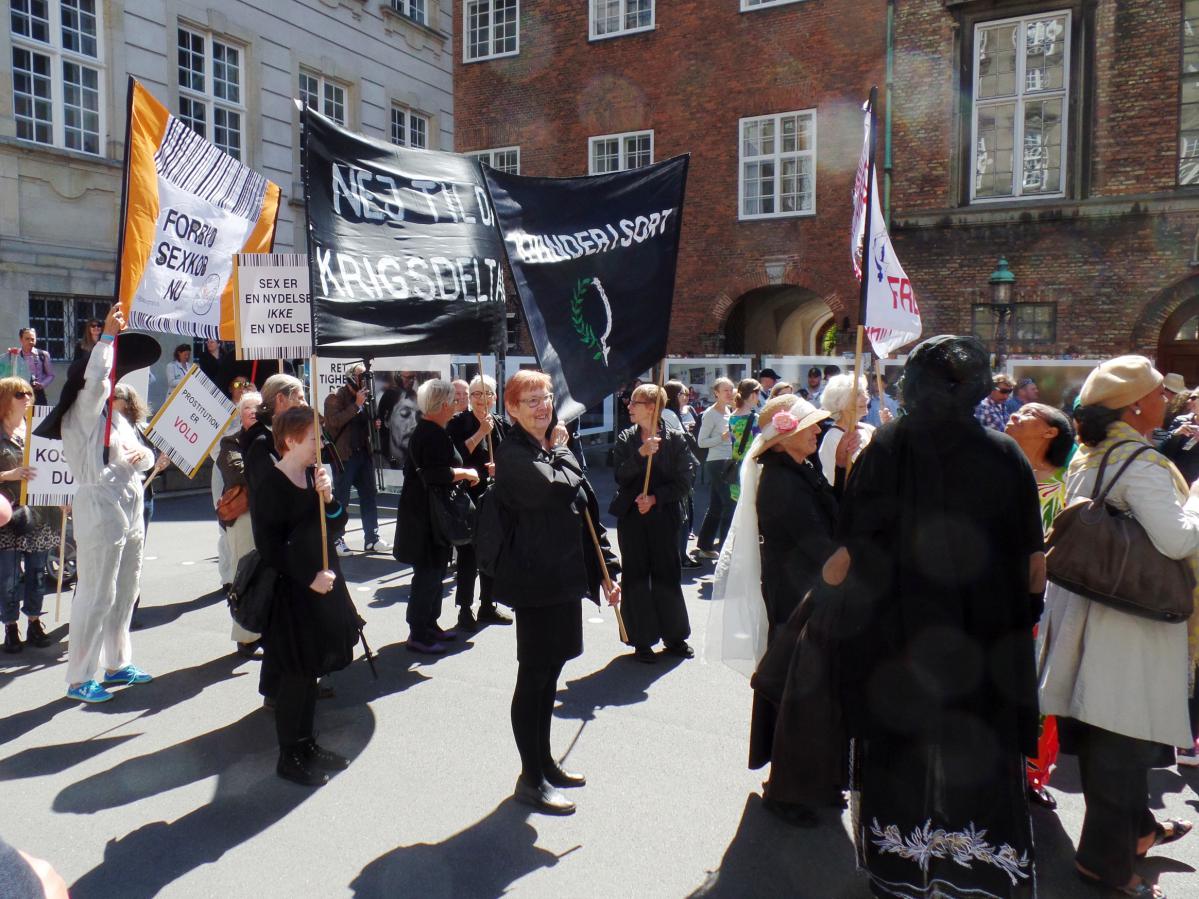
[393,379,479,654]
[485,370,620,815]
[610,384,697,663]
[447,374,511,631]
[253,407,361,787]
[740,394,857,826]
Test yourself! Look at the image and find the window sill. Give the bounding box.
[379,3,448,49]
[740,0,809,12]
[738,210,817,222]
[588,24,657,42]
[463,48,520,65]
[0,135,119,169]
[891,190,1199,230]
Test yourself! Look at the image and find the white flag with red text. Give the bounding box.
[851,108,921,358]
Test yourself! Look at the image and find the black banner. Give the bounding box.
[302,107,505,357]
[484,156,689,420]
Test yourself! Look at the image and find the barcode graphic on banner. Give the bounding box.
[154,117,268,220]
[127,313,220,340]
[144,431,193,470]
[27,491,73,506]
[238,253,305,268]
[240,345,308,361]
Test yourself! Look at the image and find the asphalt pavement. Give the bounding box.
[1,469,1197,898]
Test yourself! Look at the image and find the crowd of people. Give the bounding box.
[5,311,1199,896]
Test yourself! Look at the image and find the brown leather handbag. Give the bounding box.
[1045,441,1195,623]
[216,484,249,527]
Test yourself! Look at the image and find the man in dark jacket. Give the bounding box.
[324,364,385,555]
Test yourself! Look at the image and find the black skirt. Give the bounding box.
[515,600,583,666]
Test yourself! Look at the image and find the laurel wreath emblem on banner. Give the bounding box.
[570,277,612,365]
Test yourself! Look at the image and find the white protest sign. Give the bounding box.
[20,406,77,506]
[145,364,236,477]
[234,253,312,360]
[313,354,451,412]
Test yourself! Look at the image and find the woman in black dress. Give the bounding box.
[610,383,696,662]
[447,374,511,631]
[488,370,620,815]
[253,406,360,787]
[393,379,479,654]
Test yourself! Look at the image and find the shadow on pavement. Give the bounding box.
[133,587,228,630]
[60,657,425,898]
[689,793,866,898]
[555,653,683,722]
[350,801,563,899]
[0,734,139,781]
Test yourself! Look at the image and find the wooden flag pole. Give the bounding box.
[583,507,627,643]
[310,354,329,570]
[640,360,667,497]
[54,507,67,622]
[875,363,887,419]
[477,352,493,465]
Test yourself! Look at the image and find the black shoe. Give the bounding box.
[544,762,586,788]
[633,646,657,664]
[277,749,329,787]
[3,623,21,654]
[477,604,513,625]
[457,608,478,632]
[433,627,459,642]
[513,777,576,815]
[303,739,349,771]
[663,641,695,659]
[681,557,703,570]
[1028,784,1057,811]
[25,619,52,648]
[236,640,260,658]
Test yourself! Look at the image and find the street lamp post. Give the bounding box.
[989,257,1017,372]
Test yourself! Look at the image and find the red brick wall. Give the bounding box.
[454,0,887,354]
[889,0,1199,363]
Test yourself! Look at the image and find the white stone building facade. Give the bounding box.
[1,0,453,402]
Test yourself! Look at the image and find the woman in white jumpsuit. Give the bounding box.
[40,308,160,703]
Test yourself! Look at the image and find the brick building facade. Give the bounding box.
[889,0,1199,380]
[456,0,1199,391]
[454,0,886,359]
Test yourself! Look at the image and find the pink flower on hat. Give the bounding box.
[773,410,799,433]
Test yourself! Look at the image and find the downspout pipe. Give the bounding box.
[885,0,894,225]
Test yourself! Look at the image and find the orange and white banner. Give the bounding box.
[117,79,280,339]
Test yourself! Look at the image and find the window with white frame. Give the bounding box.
[464,0,519,62]
[741,0,804,10]
[177,26,245,159]
[972,11,1070,201]
[739,111,815,218]
[1181,1,1199,185]
[590,0,653,39]
[469,147,520,173]
[390,105,429,148]
[589,130,653,174]
[299,70,347,125]
[391,0,428,25]
[10,0,104,155]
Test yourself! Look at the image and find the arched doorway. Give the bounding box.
[724,285,832,354]
[1157,296,1199,384]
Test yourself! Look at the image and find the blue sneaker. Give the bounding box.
[102,665,153,686]
[67,680,113,703]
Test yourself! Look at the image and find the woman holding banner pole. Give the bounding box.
[488,370,621,815]
[39,306,160,704]
[0,376,57,653]
[611,383,697,663]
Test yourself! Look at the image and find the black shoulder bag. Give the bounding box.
[227,549,278,634]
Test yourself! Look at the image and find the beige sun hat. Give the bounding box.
[1079,355,1163,410]
[1163,372,1188,395]
[750,394,830,459]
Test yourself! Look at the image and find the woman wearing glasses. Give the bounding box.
[611,383,697,663]
[489,370,620,814]
[0,378,57,653]
[447,374,512,632]
[393,379,479,654]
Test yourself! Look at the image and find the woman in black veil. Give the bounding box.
[829,336,1044,899]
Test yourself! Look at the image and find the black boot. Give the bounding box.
[544,760,586,788]
[513,777,575,815]
[277,747,328,787]
[477,603,512,625]
[3,623,21,654]
[302,739,349,771]
[25,619,51,648]
[457,607,478,632]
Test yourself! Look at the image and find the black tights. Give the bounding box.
[511,661,564,785]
